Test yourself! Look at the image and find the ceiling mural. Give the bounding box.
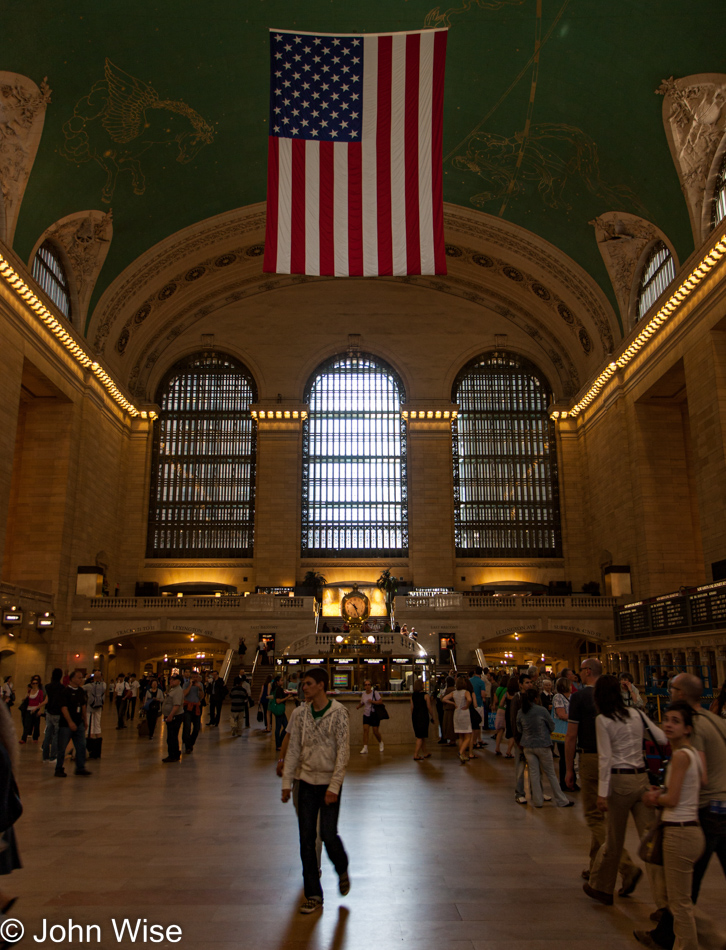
[1,0,723,330]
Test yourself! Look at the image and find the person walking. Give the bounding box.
[443,675,473,764]
[583,674,666,906]
[84,671,106,759]
[19,676,44,744]
[516,688,574,808]
[1,677,14,708]
[510,671,535,801]
[258,674,272,733]
[636,701,726,950]
[229,676,249,737]
[356,679,384,754]
[206,670,228,727]
[411,679,434,760]
[493,672,509,755]
[469,666,487,749]
[565,659,641,894]
[114,674,129,729]
[182,672,204,754]
[268,675,289,752]
[40,668,64,765]
[55,669,91,777]
[143,678,164,740]
[552,676,576,792]
[161,672,184,763]
[127,674,140,720]
[281,667,350,915]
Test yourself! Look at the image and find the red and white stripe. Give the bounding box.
[263,28,447,277]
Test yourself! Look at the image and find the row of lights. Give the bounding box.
[402,409,458,420]
[250,409,308,420]
[0,251,141,418]
[554,233,726,421]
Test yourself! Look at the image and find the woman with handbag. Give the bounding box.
[143,679,164,740]
[18,676,44,744]
[638,702,726,950]
[357,680,384,754]
[516,688,574,807]
[584,675,667,906]
[442,675,473,764]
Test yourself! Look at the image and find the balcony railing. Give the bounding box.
[398,593,618,610]
[84,595,313,612]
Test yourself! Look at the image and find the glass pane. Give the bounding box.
[147,352,256,558]
[452,352,561,558]
[302,355,408,557]
[31,241,71,319]
[636,241,676,322]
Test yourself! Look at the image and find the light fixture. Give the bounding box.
[367,635,376,644]
[335,635,344,643]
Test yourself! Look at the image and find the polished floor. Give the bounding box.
[10,708,725,950]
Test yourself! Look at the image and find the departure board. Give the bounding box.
[617,603,650,638]
[690,582,726,626]
[650,596,689,631]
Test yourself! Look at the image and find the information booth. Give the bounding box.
[275,653,436,693]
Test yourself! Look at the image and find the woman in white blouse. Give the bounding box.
[583,674,666,906]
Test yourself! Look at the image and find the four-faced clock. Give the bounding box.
[340,587,370,624]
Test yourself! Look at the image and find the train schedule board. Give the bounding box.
[617,603,650,638]
[690,581,726,626]
[650,595,689,631]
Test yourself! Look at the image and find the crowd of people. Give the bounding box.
[2,656,726,944]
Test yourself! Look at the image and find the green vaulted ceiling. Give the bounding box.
[3,0,725,329]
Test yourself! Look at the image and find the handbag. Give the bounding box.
[373,693,390,721]
[256,706,264,723]
[268,694,286,716]
[638,711,671,786]
[639,811,664,865]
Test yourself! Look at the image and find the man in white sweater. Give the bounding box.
[281,666,350,914]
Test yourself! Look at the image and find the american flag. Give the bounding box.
[263,28,448,277]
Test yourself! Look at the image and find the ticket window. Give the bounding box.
[333,669,352,691]
[389,660,414,691]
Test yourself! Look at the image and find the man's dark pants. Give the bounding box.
[182,709,201,750]
[56,723,87,773]
[298,781,348,899]
[165,714,184,760]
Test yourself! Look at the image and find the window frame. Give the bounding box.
[31,240,72,321]
[635,240,676,324]
[301,352,408,559]
[146,351,257,559]
[452,351,562,559]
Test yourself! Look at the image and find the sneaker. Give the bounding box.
[338,872,350,896]
[74,769,92,776]
[299,896,323,915]
[378,742,384,752]
[543,795,552,802]
[359,746,368,754]
[515,795,527,804]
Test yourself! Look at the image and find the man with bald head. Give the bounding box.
[565,658,640,895]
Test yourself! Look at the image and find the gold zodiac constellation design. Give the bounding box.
[60,59,214,203]
[452,123,647,214]
[424,0,525,29]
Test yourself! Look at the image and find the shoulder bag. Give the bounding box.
[637,710,671,786]
[373,691,389,721]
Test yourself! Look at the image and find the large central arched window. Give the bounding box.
[147,352,257,558]
[302,354,407,558]
[452,352,561,558]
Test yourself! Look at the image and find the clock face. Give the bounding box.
[341,590,370,621]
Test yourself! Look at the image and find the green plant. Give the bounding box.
[302,571,326,598]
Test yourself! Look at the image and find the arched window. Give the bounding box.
[147,352,257,558]
[712,152,726,229]
[31,241,72,320]
[302,354,407,558]
[452,352,561,558]
[635,241,675,322]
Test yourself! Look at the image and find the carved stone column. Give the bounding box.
[252,406,307,588]
[403,404,456,589]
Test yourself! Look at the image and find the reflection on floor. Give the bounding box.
[10,708,724,950]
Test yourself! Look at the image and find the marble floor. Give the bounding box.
[8,708,724,950]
